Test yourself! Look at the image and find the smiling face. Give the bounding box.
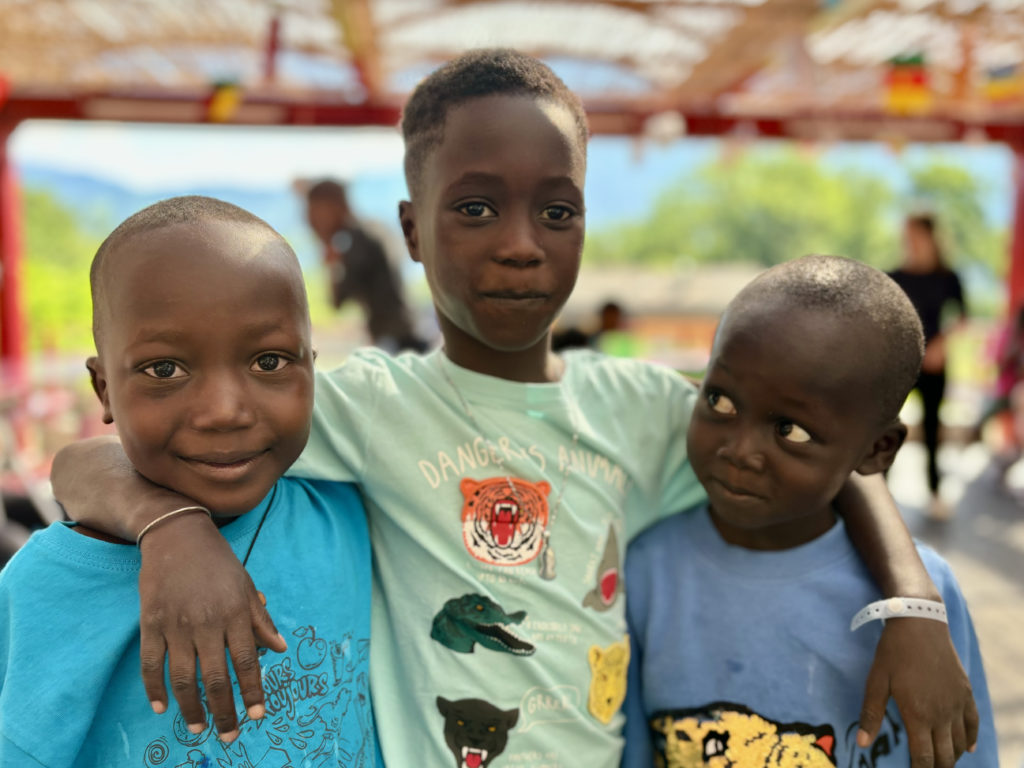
[88,219,314,517]
[399,94,586,366]
[687,300,904,550]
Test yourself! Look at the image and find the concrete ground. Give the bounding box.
[888,440,1024,768]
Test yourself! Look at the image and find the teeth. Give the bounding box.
[463,747,469,758]
[481,750,488,760]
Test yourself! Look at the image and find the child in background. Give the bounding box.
[624,255,996,767]
[53,53,976,768]
[0,197,380,766]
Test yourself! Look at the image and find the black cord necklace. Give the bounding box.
[241,483,277,567]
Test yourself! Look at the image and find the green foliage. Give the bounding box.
[21,188,101,352]
[585,148,898,268]
[584,148,1005,289]
[907,162,1007,277]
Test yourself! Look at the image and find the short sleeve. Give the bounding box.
[626,371,706,541]
[288,354,385,482]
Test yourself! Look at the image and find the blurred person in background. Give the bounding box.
[305,179,427,353]
[888,213,966,518]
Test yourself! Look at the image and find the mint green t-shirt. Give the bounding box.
[291,347,705,768]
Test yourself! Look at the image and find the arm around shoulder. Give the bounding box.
[51,436,197,540]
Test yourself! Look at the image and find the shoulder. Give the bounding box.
[563,350,697,402]
[316,347,436,394]
[275,476,364,512]
[628,510,694,560]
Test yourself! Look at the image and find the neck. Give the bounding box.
[709,505,837,551]
[440,317,564,383]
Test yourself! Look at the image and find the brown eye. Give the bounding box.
[252,353,289,372]
[778,421,812,444]
[707,392,736,415]
[541,205,573,222]
[456,202,496,218]
[142,361,185,379]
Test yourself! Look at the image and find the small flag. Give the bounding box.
[984,64,1022,103]
[207,82,243,123]
[885,54,931,115]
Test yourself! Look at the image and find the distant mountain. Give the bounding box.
[16,163,411,268]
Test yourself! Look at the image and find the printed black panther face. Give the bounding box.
[437,696,519,768]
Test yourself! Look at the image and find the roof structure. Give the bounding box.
[2,0,1024,141]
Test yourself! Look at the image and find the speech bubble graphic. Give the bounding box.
[517,685,581,733]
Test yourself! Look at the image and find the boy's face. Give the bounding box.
[686,302,900,550]
[88,220,314,517]
[307,197,348,245]
[400,94,586,357]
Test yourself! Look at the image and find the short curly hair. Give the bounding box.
[732,254,925,423]
[401,48,589,197]
[91,195,295,348]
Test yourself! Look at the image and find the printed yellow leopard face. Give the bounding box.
[587,636,630,724]
[650,704,836,768]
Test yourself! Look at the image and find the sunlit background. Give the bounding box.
[1,0,1023,762]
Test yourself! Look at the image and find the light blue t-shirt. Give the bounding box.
[623,507,998,768]
[290,347,706,768]
[0,478,381,768]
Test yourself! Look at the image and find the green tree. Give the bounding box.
[21,188,100,352]
[907,162,1007,277]
[585,148,897,268]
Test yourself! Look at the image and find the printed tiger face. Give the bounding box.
[651,704,836,768]
[587,636,630,724]
[460,477,551,566]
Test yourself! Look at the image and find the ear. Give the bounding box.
[503,707,520,729]
[436,696,452,717]
[398,200,420,263]
[855,422,907,475]
[86,356,114,425]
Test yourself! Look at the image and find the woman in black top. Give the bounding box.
[888,214,966,516]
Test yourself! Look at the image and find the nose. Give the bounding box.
[716,426,766,473]
[494,212,544,268]
[188,371,256,432]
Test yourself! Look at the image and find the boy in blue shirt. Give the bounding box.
[623,255,997,767]
[0,197,381,766]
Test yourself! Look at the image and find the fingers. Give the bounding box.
[857,665,890,747]
[907,721,936,768]
[250,590,287,654]
[931,727,956,768]
[227,621,267,722]
[166,641,208,734]
[139,625,169,715]
[950,715,968,761]
[963,690,980,752]
[194,639,242,741]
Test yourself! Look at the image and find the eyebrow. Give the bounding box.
[447,172,581,193]
[128,319,293,346]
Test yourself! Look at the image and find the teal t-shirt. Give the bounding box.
[0,478,380,767]
[290,347,705,768]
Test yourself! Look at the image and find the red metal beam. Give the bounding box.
[0,121,26,389]
[1008,148,1024,316]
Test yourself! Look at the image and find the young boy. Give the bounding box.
[623,255,997,767]
[0,197,381,766]
[52,53,976,768]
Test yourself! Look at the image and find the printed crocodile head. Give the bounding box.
[431,593,535,656]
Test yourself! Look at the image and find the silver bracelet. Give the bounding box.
[136,505,212,547]
[850,597,948,631]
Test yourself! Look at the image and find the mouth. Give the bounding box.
[182,450,269,479]
[711,476,764,501]
[480,289,549,302]
[462,747,488,768]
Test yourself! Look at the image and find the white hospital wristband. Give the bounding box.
[850,597,947,631]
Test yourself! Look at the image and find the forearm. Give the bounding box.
[836,473,941,601]
[51,436,195,540]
